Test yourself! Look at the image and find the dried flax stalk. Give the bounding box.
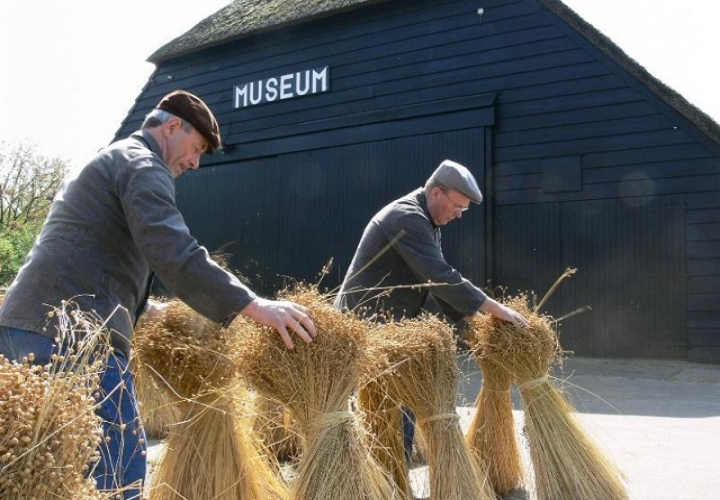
[366,314,495,500]
[134,299,238,399]
[466,310,526,495]
[253,396,302,465]
[131,355,181,440]
[0,305,114,500]
[357,377,412,500]
[464,355,524,495]
[234,284,395,500]
[481,294,628,500]
[150,385,286,500]
[136,299,284,500]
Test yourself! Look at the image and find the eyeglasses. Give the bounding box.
[441,189,470,212]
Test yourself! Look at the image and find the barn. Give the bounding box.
[115,0,720,363]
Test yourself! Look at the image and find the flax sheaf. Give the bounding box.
[465,318,526,495]
[252,396,302,465]
[473,276,629,500]
[233,284,395,500]
[135,299,286,500]
[0,303,115,499]
[131,354,181,440]
[357,378,412,500]
[364,314,496,500]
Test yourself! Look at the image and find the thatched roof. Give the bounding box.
[147,0,389,64]
[538,0,720,146]
[148,0,720,145]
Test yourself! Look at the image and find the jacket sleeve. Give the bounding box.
[119,154,256,326]
[386,211,486,319]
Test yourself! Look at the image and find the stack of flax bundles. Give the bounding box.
[0,304,113,500]
[364,313,496,500]
[466,269,629,500]
[234,284,395,500]
[134,299,286,500]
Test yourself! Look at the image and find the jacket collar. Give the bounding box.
[414,188,438,230]
[132,130,163,159]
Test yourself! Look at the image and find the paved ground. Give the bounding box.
[148,354,720,500]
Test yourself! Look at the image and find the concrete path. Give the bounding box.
[447,353,720,500]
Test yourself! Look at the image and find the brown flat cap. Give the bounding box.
[428,159,483,204]
[156,90,221,154]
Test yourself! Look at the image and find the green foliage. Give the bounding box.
[0,221,42,286]
[0,141,68,285]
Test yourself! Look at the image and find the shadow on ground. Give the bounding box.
[456,350,720,418]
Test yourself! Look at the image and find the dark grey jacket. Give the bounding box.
[0,131,255,356]
[334,188,486,322]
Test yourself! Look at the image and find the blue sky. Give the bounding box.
[1,0,717,167]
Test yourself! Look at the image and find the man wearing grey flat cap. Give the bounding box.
[0,89,316,499]
[335,159,528,491]
[335,158,528,326]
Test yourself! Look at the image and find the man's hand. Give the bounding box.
[497,304,530,328]
[139,299,170,326]
[241,297,317,349]
[478,298,530,328]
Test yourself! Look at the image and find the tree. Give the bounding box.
[0,141,68,286]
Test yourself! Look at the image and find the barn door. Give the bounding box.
[494,196,686,358]
[275,127,489,292]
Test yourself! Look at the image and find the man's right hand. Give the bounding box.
[241,297,317,349]
[477,297,530,328]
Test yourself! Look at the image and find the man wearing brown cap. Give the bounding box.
[0,89,316,498]
[335,159,528,494]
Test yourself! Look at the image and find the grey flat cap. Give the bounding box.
[429,159,483,204]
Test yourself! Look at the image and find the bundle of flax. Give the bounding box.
[0,305,112,500]
[253,396,302,464]
[233,284,395,500]
[365,314,496,500]
[356,377,412,500]
[135,299,286,500]
[130,354,181,440]
[464,316,525,495]
[134,299,238,399]
[481,291,628,500]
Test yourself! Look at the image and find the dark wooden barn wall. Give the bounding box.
[118,0,720,361]
[495,197,687,358]
[146,0,503,298]
[176,127,487,297]
[484,0,720,361]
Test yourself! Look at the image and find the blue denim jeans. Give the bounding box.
[0,327,146,499]
[0,326,57,364]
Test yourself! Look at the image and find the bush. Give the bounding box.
[0,140,67,285]
[0,221,42,286]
